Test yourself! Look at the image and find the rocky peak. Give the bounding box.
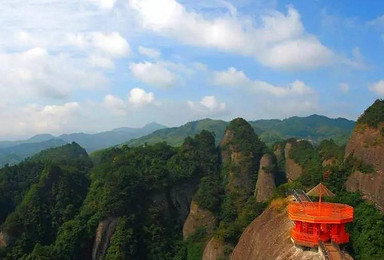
[220,118,265,195]
[255,154,276,202]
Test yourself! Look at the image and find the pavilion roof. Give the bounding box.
[306,183,335,197]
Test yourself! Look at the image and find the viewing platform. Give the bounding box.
[288,184,354,248]
[289,202,353,224]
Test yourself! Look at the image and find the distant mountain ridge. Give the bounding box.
[250,114,355,145]
[0,122,166,167]
[127,115,355,147]
[0,116,355,167]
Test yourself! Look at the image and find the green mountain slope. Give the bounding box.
[251,114,355,145]
[0,139,68,167]
[127,115,355,147]
[126,119,228,147]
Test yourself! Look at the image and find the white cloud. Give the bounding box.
[369,81,384,96]
[213,67,251,87]
[0,48,108,102]
[129,61,177,88]
[128,88,155,106]
[0,102,81,137]
[214,67,313,96]
[67,32,131,58]
[89,54,115,68]
[90,0,117,10]
[339,83,350,93]
[138,46,161,59]
[103,94,127,114]
[188,96,226,114]
[128,0,336,70]
[368,15,384,27]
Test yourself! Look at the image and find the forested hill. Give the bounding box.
[250,114,355,145]
[127,115,354,147]
[0,112,383,259]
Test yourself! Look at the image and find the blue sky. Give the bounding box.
[1,0,384,139]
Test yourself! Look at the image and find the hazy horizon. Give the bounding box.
[0,113,356,142]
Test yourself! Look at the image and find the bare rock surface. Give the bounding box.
[345,124,384,211]
[203,237,226,260]
[255,154,276,202]
[0,231,12,248]
[92,217,119,260]
[183,200,216,240]
[231,201,322,260]
[285,142,303,181]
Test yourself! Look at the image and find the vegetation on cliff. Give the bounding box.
[1,131,222,259]
[0,143,92,259]
[356,99,384,128]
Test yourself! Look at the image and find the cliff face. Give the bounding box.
[203,237,226,260]
[183,200,216,240]
[92,217,119,260]
[285,142,303,181]
[345,124,384,210]
[231,203,322,260]
[255,154,276,202]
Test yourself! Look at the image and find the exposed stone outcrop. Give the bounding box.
[284,142,303,181]
[345,123,384,211]
[0,231,12,248]
[92,217,119,260]
[322,158,337,167]
[231,202,322,260]
[203,237,226,260]
[273,143,284,163]
[183,200,216,240]
[255,154,276,202]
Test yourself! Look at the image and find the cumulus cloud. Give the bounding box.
[0,48,108,102]
[213,67,251,87]
[129,61,178,88]
[0,102,81,137]
[128,88,155,106]
[103,94,127,114]
[188,96,227,114]
[128,0,336,70]
[138,46,161,59]
[214,67,313,96]
[369,81,384,96]
[67,32,130,58]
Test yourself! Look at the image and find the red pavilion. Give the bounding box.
[288,183,354,247]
